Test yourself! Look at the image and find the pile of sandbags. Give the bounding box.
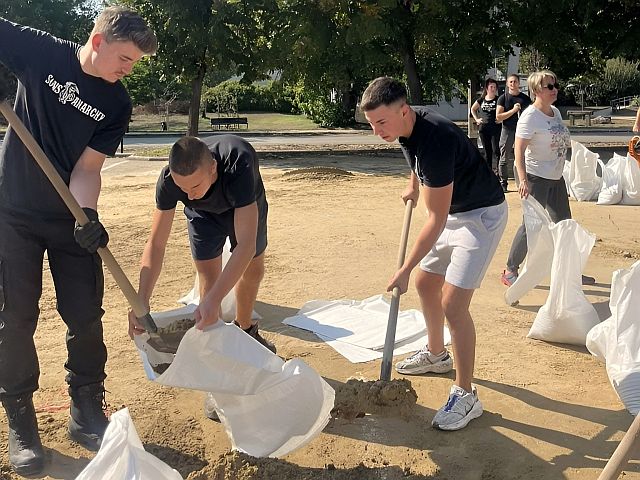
[565,141,640,205]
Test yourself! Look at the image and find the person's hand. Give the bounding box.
[513,103,521,113]
[387,267,411,295]
[401,185,419,206]
[475,118,484,125]
[518,178,529,199]
[128,309,147,339]
[194,295,221,330]
[633,121,639,133]
[74,207,109,253]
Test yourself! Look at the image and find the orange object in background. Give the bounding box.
[629,136,640,164]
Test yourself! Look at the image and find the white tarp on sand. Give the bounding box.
[282,295,451,363]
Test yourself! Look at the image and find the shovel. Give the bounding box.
[380,198,414,381]
[0,100,159,337]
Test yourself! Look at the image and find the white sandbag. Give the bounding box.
[75,408,182,480]
[562,160,571,195]
[621,154,640,205]
[527,219,599,345]
[596,154,625,205]
[177,239,260,322]
[569,141,601,201]
[504,196,554,306]
[586,261,640,415]
[135,321,334,458]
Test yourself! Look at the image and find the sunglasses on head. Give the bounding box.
[543,82,560,91]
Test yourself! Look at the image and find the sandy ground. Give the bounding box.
[1,149,640,480]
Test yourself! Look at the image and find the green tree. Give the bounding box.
[0,0,95,100]
[0,0,94,41]
[275,0,505,125]
[505,0,640,80]
[120,0,282,135]
[588,58,640,105]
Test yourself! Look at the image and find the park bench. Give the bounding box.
[567,110,593,127]
[210,117,249,130]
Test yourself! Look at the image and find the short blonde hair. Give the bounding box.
[93,6,157,55]
[527,70,557,100]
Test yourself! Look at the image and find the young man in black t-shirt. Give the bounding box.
[128,135,273,355]
[496,74,532,192]
[361,77,507,431]
[0,7,156,474]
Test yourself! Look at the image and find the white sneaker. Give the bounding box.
[432,385,483,431]
[395,346,454,375]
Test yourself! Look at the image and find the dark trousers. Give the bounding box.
[0,210,106,398]
[479,127,500,171]
[506,174,572,272]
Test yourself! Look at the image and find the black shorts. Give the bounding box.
[184,195,268,261]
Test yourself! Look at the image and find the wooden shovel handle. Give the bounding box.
[380,199,414,381]
[598,412,640,480]
[0,101,154,326]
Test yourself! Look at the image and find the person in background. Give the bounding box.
[501,70,595,288]
[361,77,507,431]
[0,7,156,475]
[496,74,532,192]
[633,106,640,133]
[471,78,501,172]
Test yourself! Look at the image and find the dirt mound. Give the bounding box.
[281,166,354,181]
[186,451,433,480]
[332,378,417,419]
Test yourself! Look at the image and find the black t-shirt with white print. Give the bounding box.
[0,17,131,218]
[496,91,532,131]
[399,107,504,214]
[476,96,499,133]
[156,135,266,214]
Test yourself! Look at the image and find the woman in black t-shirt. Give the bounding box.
[471,78,500,172]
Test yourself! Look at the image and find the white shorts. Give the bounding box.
[420,201,508,290]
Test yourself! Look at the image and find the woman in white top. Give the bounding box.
[501,70,594,286]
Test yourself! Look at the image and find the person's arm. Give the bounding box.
[496,103,520,123]
[128,208,175,337]
[69,146,105,209]
[401,172,420,206]
[387,182,452,294]
[195,202,258,329]
[470,100,482,125]
[69,147,113,253]
[515,136,531,198]
[634,108,640,133]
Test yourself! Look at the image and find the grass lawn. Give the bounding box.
[129,111,320,133]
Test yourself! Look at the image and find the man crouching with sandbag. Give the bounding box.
[128,135,274,358]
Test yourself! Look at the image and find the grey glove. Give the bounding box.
[74,207,109,253]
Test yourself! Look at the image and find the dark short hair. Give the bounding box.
[360,77,407,111]
[93,6,158,55]
[169,137,213,176]
[507,73,520,82]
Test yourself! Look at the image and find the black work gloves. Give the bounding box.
[74,207,109,253]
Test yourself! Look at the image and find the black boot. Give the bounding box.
[68,382,109,451]
[235,321,277,353]
[1,393,45,475]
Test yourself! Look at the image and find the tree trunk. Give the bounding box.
[402,40,422,105]
[340,85,356,124]
[188,64,206,137]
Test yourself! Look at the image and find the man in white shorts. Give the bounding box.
[361,77,507,431]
